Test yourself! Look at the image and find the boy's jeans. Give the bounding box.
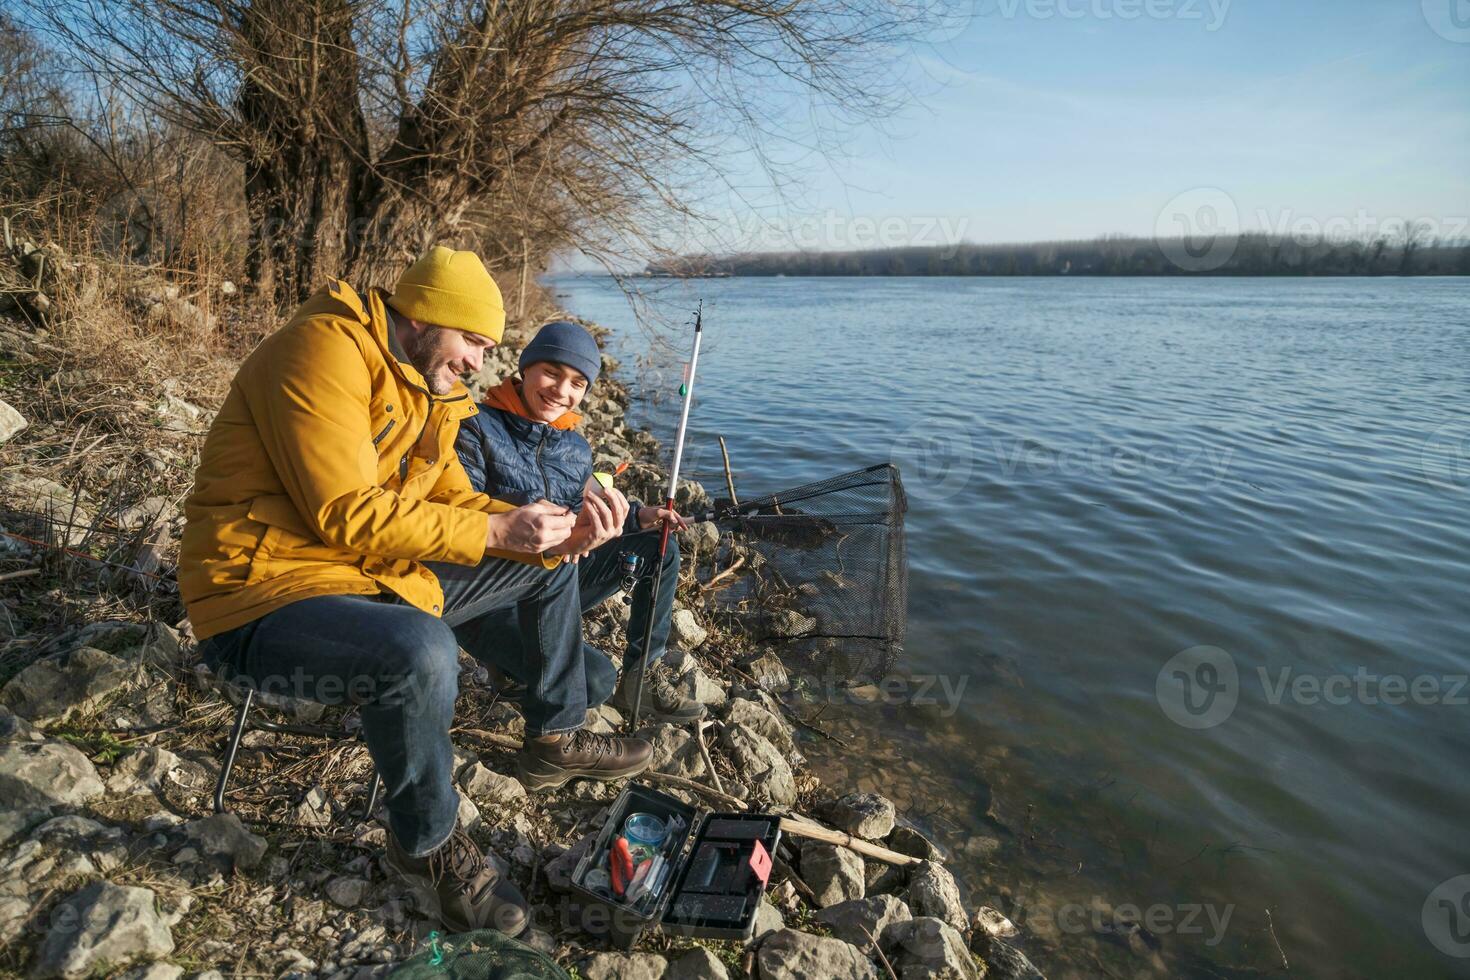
[198,554,584,857]
[461,529,681,693]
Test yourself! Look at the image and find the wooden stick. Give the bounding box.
[693,719,725,794]
[699,555,745,592]
[641,769,750,810]
[862,925,900,980]
[0,568,39,584]
[456,727,524,751]
[780,817,920,867]
[718,435,738,506]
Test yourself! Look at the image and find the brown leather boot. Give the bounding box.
[383,824,529,936]
[515,727,654,791]
[608,661,707,724]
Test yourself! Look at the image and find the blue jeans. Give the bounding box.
[198,554,585,856]
[465,530,680,694]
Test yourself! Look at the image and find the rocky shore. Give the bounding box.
[0,240,1047,979]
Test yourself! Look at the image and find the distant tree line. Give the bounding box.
[648,233,1470,277]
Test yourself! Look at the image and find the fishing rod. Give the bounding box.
[628,301,703,729]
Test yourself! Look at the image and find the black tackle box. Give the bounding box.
[566,781,782,948]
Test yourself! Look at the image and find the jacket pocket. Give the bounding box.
[243,523,283,586]
[372,418,396,446]
[242,496,334,585]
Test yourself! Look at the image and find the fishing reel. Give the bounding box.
[618,551,644,604]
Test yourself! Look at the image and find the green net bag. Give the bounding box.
[389,930,570,980]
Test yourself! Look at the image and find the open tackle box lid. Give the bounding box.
[567,781,782,948]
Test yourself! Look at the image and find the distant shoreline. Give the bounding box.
[638,234,1470,279]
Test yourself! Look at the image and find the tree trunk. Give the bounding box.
[235,0,371,312]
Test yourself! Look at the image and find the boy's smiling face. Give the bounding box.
[520,361,589,423]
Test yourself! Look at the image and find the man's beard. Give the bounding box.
[404,326,455,395]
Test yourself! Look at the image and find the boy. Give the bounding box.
[456,320,706,724]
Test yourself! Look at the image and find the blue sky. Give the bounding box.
[661,0,1470,258]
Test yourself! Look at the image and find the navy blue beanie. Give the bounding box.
[519,320,601,385]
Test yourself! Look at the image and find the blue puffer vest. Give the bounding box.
[455,384,644,536]
[457,405,593,510]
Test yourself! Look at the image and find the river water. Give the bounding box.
[549,274,1470,979]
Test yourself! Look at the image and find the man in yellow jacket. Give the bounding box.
[180,246,653,936]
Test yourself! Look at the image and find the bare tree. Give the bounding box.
[31,0,930,310]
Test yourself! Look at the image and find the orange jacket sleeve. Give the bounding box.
[241,320,493,565]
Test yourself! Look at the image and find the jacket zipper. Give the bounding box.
[372,418,396,446]
[535,429,552,500]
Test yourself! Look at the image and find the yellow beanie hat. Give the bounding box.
[387,246,505,342]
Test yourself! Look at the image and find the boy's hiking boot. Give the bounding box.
[384,824,529,936]
[482,663,527,705]
[608,662,707,724]
[516,727,653,791]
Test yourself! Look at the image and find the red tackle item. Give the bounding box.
[749,839,772,885]
[610,837,635,898]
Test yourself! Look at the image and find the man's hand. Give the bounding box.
[637,505,689,531]
[486,500,577,555]
[545,488,627,562]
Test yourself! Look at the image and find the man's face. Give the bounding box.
[521,361,589,422]
[404,323,495,395]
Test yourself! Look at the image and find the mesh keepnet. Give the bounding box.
[700,463,908,683]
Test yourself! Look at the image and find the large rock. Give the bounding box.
[0,398,26,444]
[676,663,728,707]
[32,881,174,979]
[742,651,791,694]
[670,609,708,651]
[881,916,979,980]
[814,894,912,951]
[800,841,865,907]
[756,929,878,980]
[0,646,135,725]
[887,825,945,863]
[0,740,105,809]
[821,792,896,840]
[325,876,370,908]
[768,609,815,639]
[678,521,720,555]
[0,806,51,848]
[719,727,795,805]
[579,952,668,980]
[667,947,729,980]
[0,471,92,545]
[978,938,1046,980]
[973,906,1018,939]
[0,705,41,742]
[908,860,968,933]
[459,762,527,804]
[115,497,177,530]
[105,746,183,797]
[723,698,796,759]
[543,834,595,893]
[639,723,706,780]
[291,786,333,828]
[749,898,784,946]
[182,813,268,870]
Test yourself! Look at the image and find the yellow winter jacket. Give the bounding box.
[180,279,554,640]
